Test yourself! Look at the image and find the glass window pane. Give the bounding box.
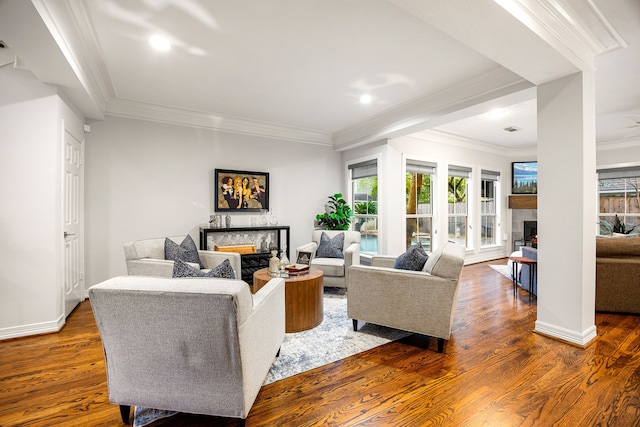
[448,216,467,246]
[352,175,378,254]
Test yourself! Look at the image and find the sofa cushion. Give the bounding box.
[172,258,236,279]
[310,257,345,277]
[316,232,345,259]
[422,247,442,274]
[165,235,204,269]
[394,245,429,271]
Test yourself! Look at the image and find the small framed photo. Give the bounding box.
[214,169,269,212]
[297,251,313,265]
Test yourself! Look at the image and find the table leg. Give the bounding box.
[511,261,517,297]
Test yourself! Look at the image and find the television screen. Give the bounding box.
[512,162,537,194]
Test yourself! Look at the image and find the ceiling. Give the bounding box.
[0,0,638,151]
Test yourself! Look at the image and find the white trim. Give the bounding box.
[106,98,333,146]
[534,320,597,347]
[0,315,65,341]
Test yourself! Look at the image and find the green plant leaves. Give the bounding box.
[316,193,353,230]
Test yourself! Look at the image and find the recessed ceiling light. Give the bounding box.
[359,94,372,105]
[486,108,506,119]
[149,35,171,52]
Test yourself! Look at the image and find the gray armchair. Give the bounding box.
[124,235,241,278]
[296,230,360,288]
[347,242,466,352]
[89,274,285,426]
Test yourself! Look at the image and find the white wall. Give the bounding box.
[597,138,640,168]
[84,116,342,286]
[0,66,82,339]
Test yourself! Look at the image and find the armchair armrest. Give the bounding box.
[296,242,318,259]
[344,242,360,266]
[371,255,396,268]
[126,259,175,277]
[238,278,285,399]
[199,250,241,278]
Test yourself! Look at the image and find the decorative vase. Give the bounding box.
[225,214,231,228]
[280,245,290,269]
[259,210,268,225]
[269,209,278,225]
[269,250,280,276]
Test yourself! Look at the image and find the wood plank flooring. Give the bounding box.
[1,260,639,426]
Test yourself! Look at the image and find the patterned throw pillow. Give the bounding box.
[172,258,236,279]
[164,235,204,269]
[394,244,429,271]
[316,232,345,259]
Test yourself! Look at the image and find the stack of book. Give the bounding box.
[285,264,310,276]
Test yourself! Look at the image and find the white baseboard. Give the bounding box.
[534,320,597,347]
[0,315,65,341]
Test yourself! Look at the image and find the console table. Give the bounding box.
[199,225,290,285]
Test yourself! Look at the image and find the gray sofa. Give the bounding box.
[347,242,466,352]
[89,274,285,426]
[124,235,241,278]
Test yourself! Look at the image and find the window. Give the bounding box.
[350,160,378,254]
[598,167,640,235]
[448,166,470,247]
[406,161,435,251]
[481,170,500,246]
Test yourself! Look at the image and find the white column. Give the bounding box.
[535,72,597,346]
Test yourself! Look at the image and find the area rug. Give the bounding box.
[264,293,411,384]
[133,292,410,426]
[490,264,514,282]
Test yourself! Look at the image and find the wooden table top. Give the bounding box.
[508,256,537,265]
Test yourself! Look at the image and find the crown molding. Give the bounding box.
[106,98,333,146]
[495,0,627,71]
[332,67,534,151]
[404,129,510,157]
[596,135,640,152]
[31,0,110,119]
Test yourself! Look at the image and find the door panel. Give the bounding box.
[64,130,83,317]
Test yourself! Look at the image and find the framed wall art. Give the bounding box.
[512,161,538,194]
[214,169,269,212]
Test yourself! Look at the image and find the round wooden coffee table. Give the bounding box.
[253,268,324,333]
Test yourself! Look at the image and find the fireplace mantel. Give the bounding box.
[508,195,537,209]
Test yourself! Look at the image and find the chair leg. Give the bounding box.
[276,347,281,358]
[437,338,445,354]
[119,405,131,424]
[352,319,358,331]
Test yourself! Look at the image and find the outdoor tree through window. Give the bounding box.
[406,161,435,251]
[448,166,470,247]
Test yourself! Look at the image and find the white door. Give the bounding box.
[64,130,83,317]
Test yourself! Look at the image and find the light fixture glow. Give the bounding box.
[486,108,506,119]
[359,94,372,105]
[149,35,171,52]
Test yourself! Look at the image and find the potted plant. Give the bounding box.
[315,193,353,230]
[354,200,377,231]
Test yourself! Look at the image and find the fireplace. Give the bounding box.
[511,209,537,251]
[523,221,537,241]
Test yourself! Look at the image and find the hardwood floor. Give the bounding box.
[2,260,639,426]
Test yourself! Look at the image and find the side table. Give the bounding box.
[253,268,324,333]
[508,256,537,303]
